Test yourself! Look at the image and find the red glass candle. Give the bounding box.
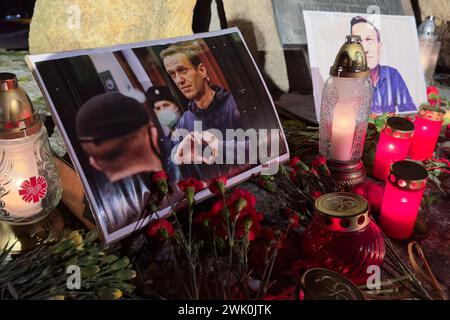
[373,117,414,181]
[379,160,428,240]
[408,106,445,160]
[301,193,385,285]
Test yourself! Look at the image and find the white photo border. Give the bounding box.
[26,27,290,243]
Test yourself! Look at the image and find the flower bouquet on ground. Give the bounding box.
[0,230,137,300]
[135,173,305,300]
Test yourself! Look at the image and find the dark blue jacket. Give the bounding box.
[176,86,241,135]
[173,86,245,182]
[372,65,417,114]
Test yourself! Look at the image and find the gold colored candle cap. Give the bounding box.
[329,35,369,78]
[314,192,370,232]
[0,72,42,139]
[418,105,445,121]
[388,160,428,191]
[383,116,415,139]
[301,268,365,300]
[0,73,18,91]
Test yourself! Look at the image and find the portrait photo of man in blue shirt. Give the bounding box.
[350,16,418,114]
[160,43,243,181]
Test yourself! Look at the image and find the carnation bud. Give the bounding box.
[159,228,169,239]
[217,181,225,194]
[244,217,253,233]
[185,186,195,206]
[157,180,168,195]
[235,198,247,213]
[298,161,310,172]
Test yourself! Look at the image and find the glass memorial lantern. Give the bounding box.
[408,105,445,161]
[418,16,441,85]
[379,160,428,240]
[372,117,414,181]
[0,73,62,225]
[319,35,373,188]
[301,192,385,285]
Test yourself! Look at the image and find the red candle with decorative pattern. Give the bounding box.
[379,160,428,240]
[373,117,414,181]
[408,106,445,160]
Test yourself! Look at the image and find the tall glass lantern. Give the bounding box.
[319,35,373,188]
[0,73,62,225]
[418,16,441,85]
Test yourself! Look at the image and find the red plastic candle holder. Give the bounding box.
[379,160,428,240]
[302,193,385,285]
[373,117,414,181]
[408,106,445,161]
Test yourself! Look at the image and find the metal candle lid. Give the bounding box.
[418,16,437,41]
[314,192,370,232]
[301,268,365,300]
[383,116,415,139]
[0,72,42,139]
[329,35,369,78]
[388,160,428,191]
[417,105,446,122]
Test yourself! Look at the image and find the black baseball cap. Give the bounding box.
[76,92,149,143]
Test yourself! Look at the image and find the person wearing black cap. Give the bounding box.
[76,91,175,232]
[146,86,182,137]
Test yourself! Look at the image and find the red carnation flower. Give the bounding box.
[235,211,264,241]
[147,219,174,240]
[209,176,228,195]
[311,190,323,200]
[196,188,262,241]
[289,169,298,183]
[177,177,207,193]
[194,198,224,224]
[427,86,439,96]
[446,124,450,139]
[152,170,167,183]
[228,188,256,212]
[283,208,300,227]
[152,170,168,194]
[312,155,327,168]
[310,168,319,178]
[289,156,301,169]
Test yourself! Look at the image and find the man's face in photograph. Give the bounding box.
[352,22,382,69]
[163,53,207,100]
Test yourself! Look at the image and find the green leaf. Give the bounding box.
[51,240,74,254]
[103,255,119,264]
[84,231,98,244]
[108,257,130,272]
[81,265,101,277]
[114,269,136,281]
[117,282,136,294]
[97,287,123,300]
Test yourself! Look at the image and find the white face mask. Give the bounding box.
[156,107,180,128]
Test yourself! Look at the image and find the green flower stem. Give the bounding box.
[165,192,199,300]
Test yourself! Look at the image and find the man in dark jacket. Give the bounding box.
[76,91,178,232]
[161,43,244,181]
